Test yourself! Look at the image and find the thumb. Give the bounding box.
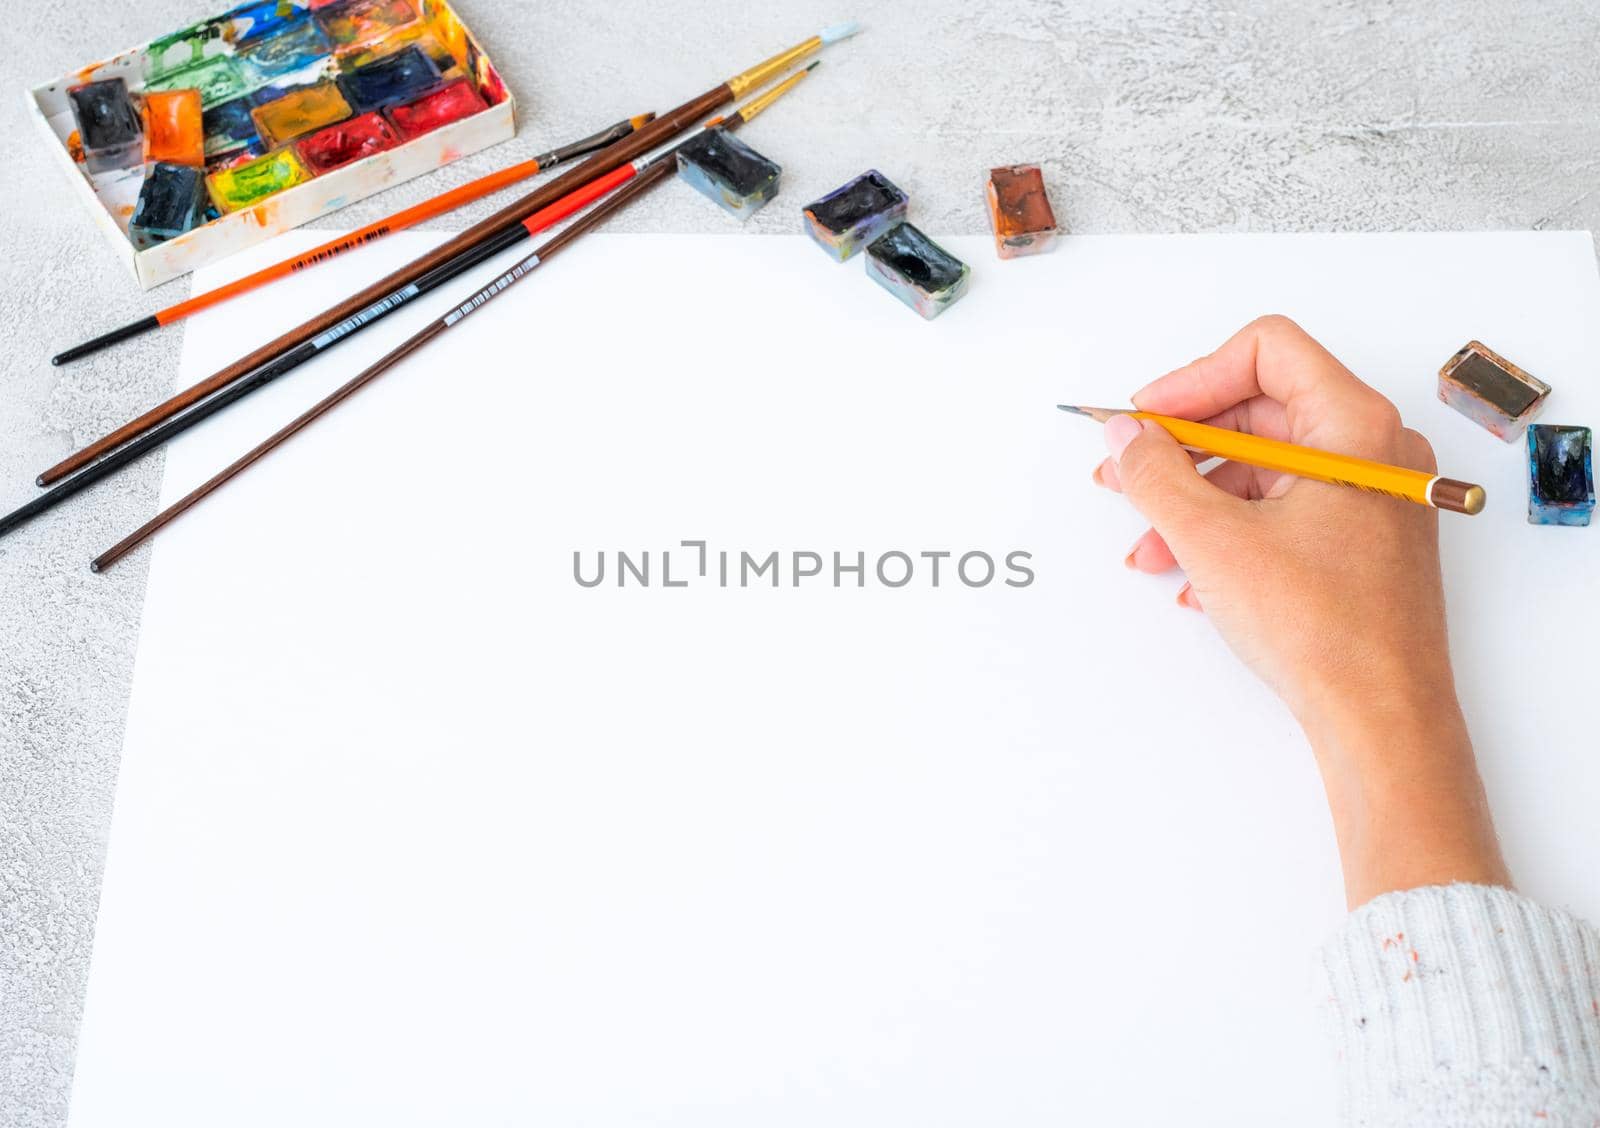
[1105,414,1243,544]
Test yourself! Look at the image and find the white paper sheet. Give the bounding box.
[70,229,1600,1128]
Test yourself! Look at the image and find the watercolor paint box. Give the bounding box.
[25,0,513,289]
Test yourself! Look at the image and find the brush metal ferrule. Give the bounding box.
[735,63,816,122]
[727,34,824,97]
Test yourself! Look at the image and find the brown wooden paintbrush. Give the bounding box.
[90,68,817,573]
[50,113,655,367]
[36,23,858,490]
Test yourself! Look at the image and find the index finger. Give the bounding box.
[1131,315,1394,446]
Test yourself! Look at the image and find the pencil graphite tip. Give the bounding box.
[1056,404,1128,423]
[820,21,860,44]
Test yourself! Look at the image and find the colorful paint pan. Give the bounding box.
[384,77,486,139]
[864,223,972,321]
[201,97,262,157]
[315,0,418,50]
[130,162,208,248]
[67,78,144,175]
[802,170,909,263]
[146,54,252,108]
[295,111,398,172]
[337,44,441,111]
[675,126,781,221]
[145,24,227,83]
[1527,424,1595,526]
[224,0,314,44]
[1438,340,1551,442]
[206,146,313,212]
[144,88,206,167]
[239,18,335,83]
[985,164,1058,259]
[340,27,456,77]
[251,80,353,144]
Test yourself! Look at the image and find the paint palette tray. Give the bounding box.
[26,0,514,288]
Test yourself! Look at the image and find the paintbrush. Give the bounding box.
[89,69,816,573]
[0,131,689,542]
[50,113,655,367]
[1058,404,1486,514]
[35,22,860,489]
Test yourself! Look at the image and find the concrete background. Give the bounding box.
[2,0,1598,1122]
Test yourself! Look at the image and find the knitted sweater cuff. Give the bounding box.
[1319,883,1600,1125]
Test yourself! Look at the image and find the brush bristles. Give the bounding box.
[820,21,860,44]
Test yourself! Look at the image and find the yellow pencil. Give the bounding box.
[1058,405,1486,515]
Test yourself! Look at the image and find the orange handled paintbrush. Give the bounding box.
[36,22,860,489]
[50,113,655,367]
[87,65,819,573]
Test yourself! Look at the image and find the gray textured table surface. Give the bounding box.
[3,1,1598,1123]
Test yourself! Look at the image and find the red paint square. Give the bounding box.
[385,78,488,140]
[295,111,399,173]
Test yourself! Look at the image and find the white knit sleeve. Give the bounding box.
[1319,883,1600,1126]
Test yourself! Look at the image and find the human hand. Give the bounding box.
[1091,314,1447,724]
[1092,315,1508,905]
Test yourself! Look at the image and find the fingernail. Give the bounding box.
[1092,462,1105,487]
[1123,546,1139,570]
[1176,582,1202,612]
[1103,414,1143,464]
